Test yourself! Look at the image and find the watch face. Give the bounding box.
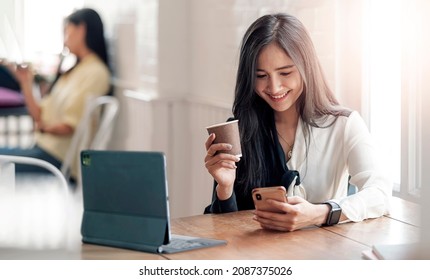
[331,209,342,225]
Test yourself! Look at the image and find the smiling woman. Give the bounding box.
[203,13,392,232]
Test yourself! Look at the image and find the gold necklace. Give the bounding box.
[277,132,294,160]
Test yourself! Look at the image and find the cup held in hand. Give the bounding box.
[206,120,242,157]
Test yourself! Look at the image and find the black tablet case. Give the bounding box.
[80,150,170,253]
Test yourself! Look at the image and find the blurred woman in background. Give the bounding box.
[0,8,111,177]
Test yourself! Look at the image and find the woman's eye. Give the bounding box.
[280,72,291,76]
[256,74,266,78]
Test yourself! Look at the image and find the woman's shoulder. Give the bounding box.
[343,110,370,135]
[335,110,361,124]
[309,110,369,138]
[65,55,110,92]
[311,107,353,126]
[78,54,110,77]
[329,110,368,132]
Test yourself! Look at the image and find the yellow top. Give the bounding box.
[35,53,110,175]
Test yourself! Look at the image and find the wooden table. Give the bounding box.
[0,197,420,260]
[165,197,420,260]
[79,197,420,260]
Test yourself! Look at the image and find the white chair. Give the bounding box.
[0,155,69,192]
[60,95,119,185]
[0,155,81,250]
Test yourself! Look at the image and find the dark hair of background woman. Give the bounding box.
[66,8,109,68]
[49,8,110,91]
[233,13,350,191]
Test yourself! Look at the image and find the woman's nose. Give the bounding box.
[266,76,282,94]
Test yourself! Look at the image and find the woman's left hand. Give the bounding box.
[253,196,330,231]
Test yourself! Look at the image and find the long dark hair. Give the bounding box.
[49,8,109,91]
[66,8,109,67]
[233,13,350,190]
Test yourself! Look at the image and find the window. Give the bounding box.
[6,0,83,77]
[363,0,401,190]
[363,0,424,201]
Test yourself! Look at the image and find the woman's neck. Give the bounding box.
[274,106,299,130]
[75,46,93,61]
[274,107,299,160]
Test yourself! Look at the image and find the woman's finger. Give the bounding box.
[205,133,216,150]
[205,157,238,170]
[206,143,233,158]
[204,145,238,162]
[253,214,295,231]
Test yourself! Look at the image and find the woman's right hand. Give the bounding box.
[204,133,240,200]
[14,64,34,89]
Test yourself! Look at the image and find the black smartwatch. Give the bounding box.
[322,201,341,226]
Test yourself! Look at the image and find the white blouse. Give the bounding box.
[287,111,392,222]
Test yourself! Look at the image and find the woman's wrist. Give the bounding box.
[216,184,234,201]
[20,82,33,94]
[315,204,331,225]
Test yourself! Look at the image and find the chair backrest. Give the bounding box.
[60,95,119,183]
[0,155,69,192]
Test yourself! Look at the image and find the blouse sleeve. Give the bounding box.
[333,112,392,221]
[204,182,239,214]
[204,116,241,214]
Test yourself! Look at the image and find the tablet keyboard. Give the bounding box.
[166,238,205,250]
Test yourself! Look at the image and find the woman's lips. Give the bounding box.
[268,91,289,102]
